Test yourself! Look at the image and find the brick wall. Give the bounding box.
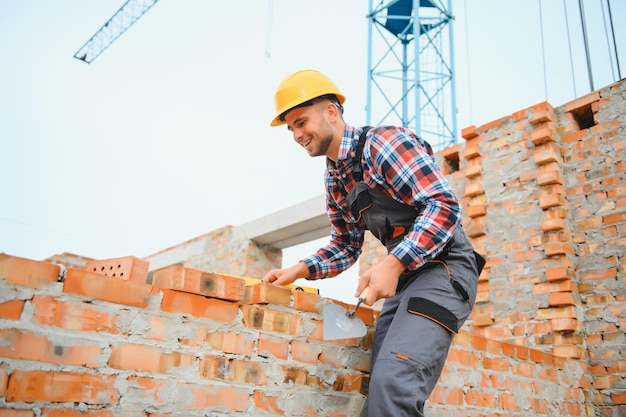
[0,253,598,416]
[146,226,282,278]
[0,254,372,416]
[360,78,626,414]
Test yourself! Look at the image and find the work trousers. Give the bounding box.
[362,230,479,417]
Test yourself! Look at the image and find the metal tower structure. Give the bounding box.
[74,0,160,64]
[366,0,457,151]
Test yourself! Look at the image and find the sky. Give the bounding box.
[1,0,624,302]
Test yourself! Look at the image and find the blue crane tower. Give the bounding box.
[367,0,457,151]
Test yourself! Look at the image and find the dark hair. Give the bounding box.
[279,94,344,122]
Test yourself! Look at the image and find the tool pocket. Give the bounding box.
[346,181,388,241]
[407,297,459,334]
[348,181,373,223]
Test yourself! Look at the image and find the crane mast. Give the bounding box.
[74,0,160,64]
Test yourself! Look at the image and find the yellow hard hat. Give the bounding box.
[270,69,346,126]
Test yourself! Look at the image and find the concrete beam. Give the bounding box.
[233,195,330,249]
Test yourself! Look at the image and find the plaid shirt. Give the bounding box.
[302,124,461,279]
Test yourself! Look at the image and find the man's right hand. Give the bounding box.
[262,261,309,286]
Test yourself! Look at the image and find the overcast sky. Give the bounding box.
[1,0,623,301]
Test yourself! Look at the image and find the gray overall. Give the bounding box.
[346,128,485,417]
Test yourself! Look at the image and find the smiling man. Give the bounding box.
[263,69,484,417]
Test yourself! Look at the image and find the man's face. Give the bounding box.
[284,100,335,158]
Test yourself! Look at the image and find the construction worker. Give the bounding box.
[262,69,484,417]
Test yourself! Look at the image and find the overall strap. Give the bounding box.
[352,126,372,182]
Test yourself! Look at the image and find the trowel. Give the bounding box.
[323,288,369,340]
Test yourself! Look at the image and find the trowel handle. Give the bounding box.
[357,287,370,302]
[348,287,370,317]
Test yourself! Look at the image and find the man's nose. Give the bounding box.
[292,128,303,144]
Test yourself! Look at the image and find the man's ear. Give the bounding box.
[326,101,340,121]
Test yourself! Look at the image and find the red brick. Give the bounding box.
[0,410,33,417]
[552,318,578,332]
[253,390,285,415]
[0,364,7,397]
[40,409,138,417]
[549,292,575,306]
[152,266,244,302]
[472,313,493,328]
[545,267,573,282]
[241,305,302,335]
[467,204,486,218]
[563,90,600,113]
[32,296,119,333]
[575,216,603,231]
[465,388,497,408]
[7,370,118,404]
[281,365,321,388]
[504,343,530,361]
[537,163,563,186]
[83,256,149,283]
[461,125,479,139]
[160,289,239,323]
[124,376,170,406]
[562,128,589,144]
[108,343,194,374]
[291,340,321,364]
[611,391,626,405]
[440,143,460,162]
[541,218,566,232]
[258,334,289,360]
[544,242,573,257]
[205,332,254,355]
[0,300,24,320]
[462,138,481,160]
[63,268,159,307]
[536,306,576,320]
[465,217,486,238]
[333,372,368,394]
[580,268,617,281]
[603,212,626,225]
[446,348,479,368]
[184,382,249,411]
[529,107,555,125]
[0,328,102,367]
[293,290,322,313]
[0,254,59,288]
[464,160,482,178]
[530,124,555,145]
[499,392,520,411]
[539,192,566,210]
[464,181,483,198]
[529,348,553,365]
[243,283,292,305]
[199,355,266,385]
[533,143,561,165]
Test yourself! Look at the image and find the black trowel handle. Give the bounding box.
[347,287,370,317]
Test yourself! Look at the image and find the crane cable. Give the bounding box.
[578,0,594,92]
[538,0,548,101]
[462,0,473,122]
[602,0,621,81]
[563,0,578,97]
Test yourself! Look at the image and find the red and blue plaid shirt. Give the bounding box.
[302,124,461,279]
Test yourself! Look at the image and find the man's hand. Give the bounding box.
[262,261,309,286]
[355,254,405,305]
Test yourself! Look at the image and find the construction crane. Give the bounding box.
[367,0,457,151]
[73,0,160,64]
